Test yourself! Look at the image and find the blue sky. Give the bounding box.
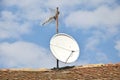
[0,0,120,68]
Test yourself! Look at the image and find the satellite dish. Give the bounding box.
[50,33,80,63]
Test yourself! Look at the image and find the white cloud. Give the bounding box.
[81,29,116,63]
[0,0,46,39]
[2,0,49,20]
[0,0,53,39]
[115,40,120,57]
[83,34,109,63]
[2,0,43,8]
[1,0,120,40]
[80,0,117,8]
[65,5,120,42]
[45,0,118,10]
[2,0,118,22]
[65,6,120,29]
[0,41,55,68]
[95,52,108,63]
[85,37,100,51]
[0,11,32,39]
[45,0,81,9]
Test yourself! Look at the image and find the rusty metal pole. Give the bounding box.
[56,7,59,34]
[56,7,59,69]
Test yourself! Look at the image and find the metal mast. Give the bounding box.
[42,7,60,69]
[55,7,59,69]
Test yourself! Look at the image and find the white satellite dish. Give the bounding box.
[50,33,80,63]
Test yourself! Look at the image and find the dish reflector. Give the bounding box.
[50,33,80,63]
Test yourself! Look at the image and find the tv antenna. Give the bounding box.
[42,7,60,69]
[42,7,80,69]
[42,7,59,33]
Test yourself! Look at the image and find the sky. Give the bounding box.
[0,0,120,68]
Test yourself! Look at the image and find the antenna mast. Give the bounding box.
[42,7,60,69]
[56,7,59,69]
[56,7,59,34]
